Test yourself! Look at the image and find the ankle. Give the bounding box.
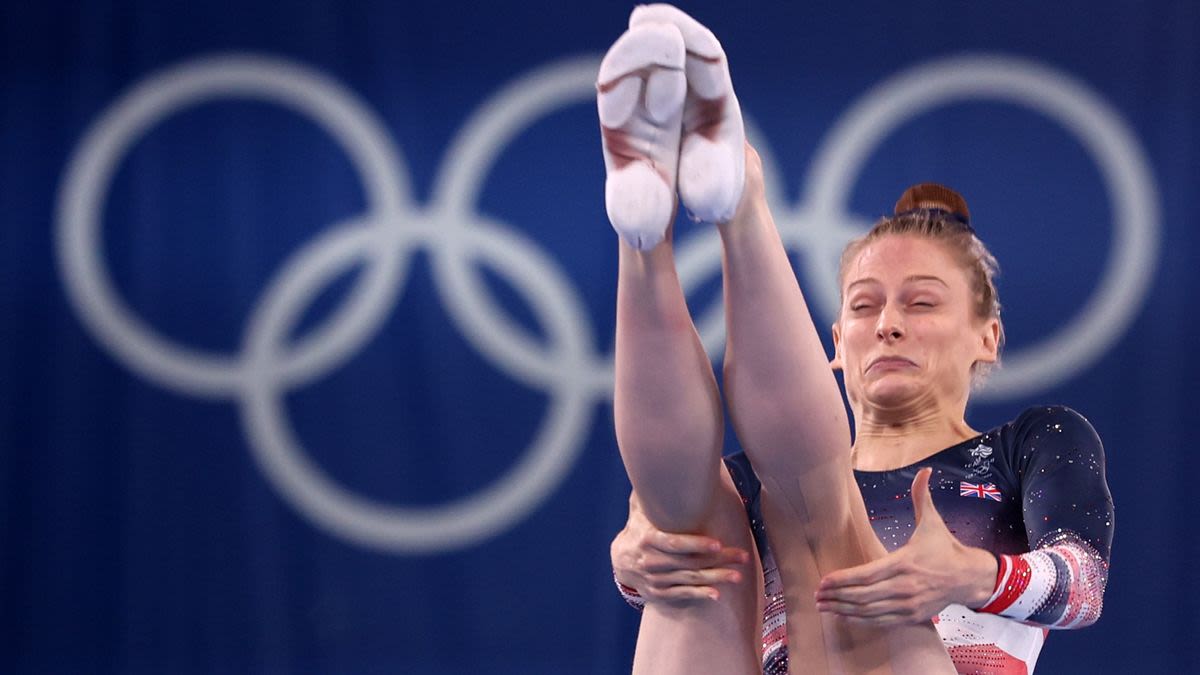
[718,189,771,236]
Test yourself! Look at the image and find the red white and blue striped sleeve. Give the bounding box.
[979,406,1114,629]
[978,529,1109,628]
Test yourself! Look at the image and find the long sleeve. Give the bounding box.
[615,572,647,610]
[979,406,1114,629]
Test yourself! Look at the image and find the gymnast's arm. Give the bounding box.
[815,406,1113,628]
[612,491,752,608]
[978,406,1114,628]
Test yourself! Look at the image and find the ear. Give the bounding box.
[830,322,843,371]
[975,318,1000,364]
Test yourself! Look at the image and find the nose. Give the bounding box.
[875,306,904,343]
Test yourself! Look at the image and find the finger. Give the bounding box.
[646,584,721,603]
[910,467,939,527]
[652,568,744,588]
[642,548,750,574]
[838,613,916,627]
[815,580,909,604]
[649,530,723,555]
[713,546,752,566]
[815,598,909,618]
[642,551,719,573]
[641,550,710,573]
[819,554,903,589]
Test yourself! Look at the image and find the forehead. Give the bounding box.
[845,235,968,288]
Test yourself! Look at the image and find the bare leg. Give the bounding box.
[614,234,722,531]
[720,147,955,674]
[605,7,951,671]
[602,21,760,675]
[613,232,762,675]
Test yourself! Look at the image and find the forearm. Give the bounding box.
[978,531,1108,629]
[610,488,755,609]
[957,544,1001,609]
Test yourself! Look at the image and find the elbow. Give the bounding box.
[1074,593,1105,629]
[1048,580,1106,630]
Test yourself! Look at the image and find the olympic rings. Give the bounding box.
[55,52,1158,552]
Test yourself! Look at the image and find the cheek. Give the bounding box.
[907,319,960,361]
[920,320,978,365]
[839,322,874,355]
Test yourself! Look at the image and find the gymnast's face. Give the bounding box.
[832,235,998,416]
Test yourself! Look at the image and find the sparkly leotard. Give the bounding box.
[618,405,1114,675]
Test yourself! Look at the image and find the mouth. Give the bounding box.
[866,356,917,373]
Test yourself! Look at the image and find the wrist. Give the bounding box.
[613,568,640,594]
[960,545,1000,609]
[613,570,646,610]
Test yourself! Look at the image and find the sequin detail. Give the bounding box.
[980,530,1107,629]
[761,593,788,674]
[945,643,1031,675]
[614,571,646,611]
[615,405,1111,674]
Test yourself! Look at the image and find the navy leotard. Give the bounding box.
[721,405,1114,674]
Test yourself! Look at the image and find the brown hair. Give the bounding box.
[838,183,1005,383]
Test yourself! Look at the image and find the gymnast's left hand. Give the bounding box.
[813,467,998,625]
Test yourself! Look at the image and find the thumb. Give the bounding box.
[910,467,942,528]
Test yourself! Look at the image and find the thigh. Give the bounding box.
[631,464,763,675]
[758,458,955,675]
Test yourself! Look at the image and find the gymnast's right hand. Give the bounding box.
[611,492,752,604]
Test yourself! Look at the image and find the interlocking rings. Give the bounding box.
[57,55,607,553]
[787,55,1159,401]
[56,51,1158,553]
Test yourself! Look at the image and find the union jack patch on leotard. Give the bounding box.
[960,481,1002,501]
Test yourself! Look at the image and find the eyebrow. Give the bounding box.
[904,275,950,287]
[846,275,950,291]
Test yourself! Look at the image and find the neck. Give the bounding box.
[850,396,978,471]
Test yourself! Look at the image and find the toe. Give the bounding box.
[598,23,685,89]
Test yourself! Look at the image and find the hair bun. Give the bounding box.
[893,183,970,221]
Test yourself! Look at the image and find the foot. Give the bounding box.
[630,4,745,224]
[597,23,687,251]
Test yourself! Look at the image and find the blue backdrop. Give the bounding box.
[2,0,1197,672]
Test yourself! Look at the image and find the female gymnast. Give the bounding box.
[599,5,1113,674]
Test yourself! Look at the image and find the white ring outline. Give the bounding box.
[430,58,609,392]
[55,55,604,553]
[54,51,1159,552]
[55,54,414,397]
[793,55,1159,400]
[239,216,594,553]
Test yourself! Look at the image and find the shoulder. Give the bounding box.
[1007,405,1100,444]
[1000,405,1105,467]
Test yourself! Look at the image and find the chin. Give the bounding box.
[863,379,924,410]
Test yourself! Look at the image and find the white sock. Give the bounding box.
[597,23,686,250]
[629,4,745,224]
